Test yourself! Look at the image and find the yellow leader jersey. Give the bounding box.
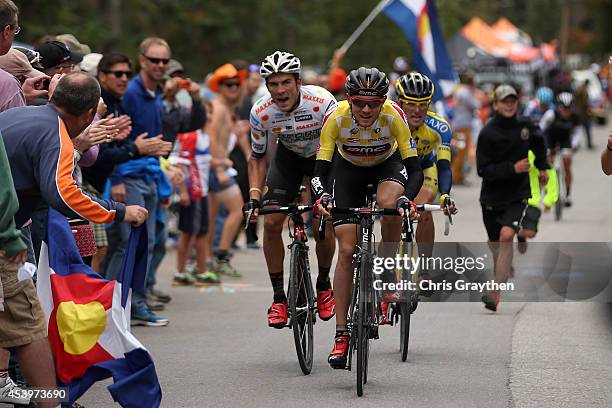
[316,99,417,167]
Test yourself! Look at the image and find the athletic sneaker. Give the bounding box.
[150,288,172,303]
[316,289,335,320]
[173,271,196,285]
[215,259,242,278]
[0,377,30,405]
[564,195,572,207]
[247,241,261,249]
[481,290,500,312]
[379,301,391,325]
[146,294,165,311]
[328,332,350,369]
[194,272,221,285]
[131,304,169,327]
[267,301,288,328]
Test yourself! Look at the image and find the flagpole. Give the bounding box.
[338,0,391,54]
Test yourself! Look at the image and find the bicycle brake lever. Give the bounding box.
[318,214,326,240]
[244,208,254,230]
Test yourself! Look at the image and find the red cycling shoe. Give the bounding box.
[317,289,335,321]
[267,301,288,328]
[328,332,350,369]
[379,302,391,325]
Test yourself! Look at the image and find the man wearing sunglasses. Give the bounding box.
[391,72,457,302]
[244,51,337,329]
[104,37,174,327]
[311,67,423,369]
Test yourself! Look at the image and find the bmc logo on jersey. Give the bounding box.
[342,143,391,156]
[295,114,313,122]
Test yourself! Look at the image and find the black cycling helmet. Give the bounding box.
[556,92,574,108]
[345,67,389,97]
[396,72,435,102]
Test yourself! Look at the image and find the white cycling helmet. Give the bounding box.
[556,92,574,108]
[260,51,301,78]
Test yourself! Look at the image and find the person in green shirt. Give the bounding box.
[0,135,57,407]
[517,150,558,247]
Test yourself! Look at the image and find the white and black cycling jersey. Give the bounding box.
[249,85,337,159]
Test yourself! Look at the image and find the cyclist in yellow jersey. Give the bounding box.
[311,67,423,369]
[393,72,458,302]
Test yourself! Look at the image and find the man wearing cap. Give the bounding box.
[162,60,205,146]
[27,40,83,107]
[35,40,83,76]
[476,84,549,312]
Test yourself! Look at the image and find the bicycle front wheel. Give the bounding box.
[356,253,373,396]
[288,243,314,375]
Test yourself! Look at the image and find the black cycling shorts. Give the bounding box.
[481,200,528,241]
[264,143,316,206]
[330,151,408,227]
[545,131,571,150]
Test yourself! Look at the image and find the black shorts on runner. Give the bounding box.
[545,132,571,150]
[330,151,408,227]
[520,205,541,232]
[178,197,209,235]
[481,200,528,241]
[264,143,316,206]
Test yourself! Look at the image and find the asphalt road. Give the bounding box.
[78,122,612,408]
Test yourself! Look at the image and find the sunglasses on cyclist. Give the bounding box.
[400,99,430,108]
[350,97,385,109]
[142,55,170,65]
[221,81,241,89]
[104,70,132,79]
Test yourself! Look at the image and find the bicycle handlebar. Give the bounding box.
[258,205,313,215]
[330,204,443,215]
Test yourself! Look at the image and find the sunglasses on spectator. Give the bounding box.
[221,81,241,88]
[104,70,132,78]
[142,55,170,65]
[350,97,385,109]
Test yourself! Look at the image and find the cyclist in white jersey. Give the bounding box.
[244,51,338,328]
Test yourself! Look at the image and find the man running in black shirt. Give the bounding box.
[476,84,549,311]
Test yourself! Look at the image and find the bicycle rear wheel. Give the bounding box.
[288,244,314,375]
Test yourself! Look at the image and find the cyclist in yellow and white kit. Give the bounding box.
[392,72,458,302]
[311,67,423,369]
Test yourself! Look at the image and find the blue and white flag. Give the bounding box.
[383,0,458,101]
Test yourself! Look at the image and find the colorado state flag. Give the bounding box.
[383,0,457,101]
[36,208,162,407]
